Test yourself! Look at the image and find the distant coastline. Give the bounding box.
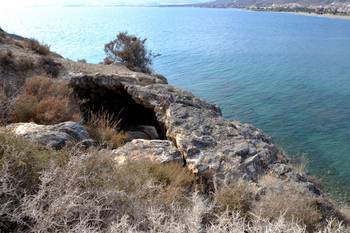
[242,9,350,20]
[283,11,350,20]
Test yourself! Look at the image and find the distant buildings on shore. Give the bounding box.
[248,2,350,14]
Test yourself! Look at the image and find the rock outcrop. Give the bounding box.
[69,72,288,181]
[6,121,91,150]
[112,139,183,165]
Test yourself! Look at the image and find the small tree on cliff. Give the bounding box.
[104,31,160,73]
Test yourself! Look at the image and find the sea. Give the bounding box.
[1,6,350,203]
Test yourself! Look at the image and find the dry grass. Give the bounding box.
[0,50,35,73]
[0,50,15,71]
[11,74,81,124]
[254,174,349,232]
[214,178,254,219]
[24,38,50,56]
[36,56,61,78]
[0,132,348,232]
[84,109,127,149]
[15,57,35,72]
[288,152,310,173]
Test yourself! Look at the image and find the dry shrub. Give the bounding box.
[0,28,4,43]
[12,74,81,124]
[103,57,113,65]
[15,57,35,72]
[252,188,322,231]
[0,138,200,232]
[0,132,71,231]
[77,59,86,63]
[24,38,50,55]
[0,50,35,73]
[104,31,160,73]
[289,152,309,173]
[307,175,323,190]
[36,56,61,77]
[0,50,15,70]
[0,138,111,232]
[0,132,51,193]
[14,41,24,48]
[252,175,350,232]
[117,159,199,208]
[84,109,127,149]
[214,178,254,218]
[1,134,348,232]
[126,62,136,71]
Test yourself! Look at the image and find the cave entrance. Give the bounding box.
[76,86,166,140]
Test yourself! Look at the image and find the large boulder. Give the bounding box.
[6,121,90,150]
[69,73,287,181]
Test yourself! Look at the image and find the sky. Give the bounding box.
[2,0,205,8]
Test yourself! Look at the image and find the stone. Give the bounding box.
[6,121,90,150]
[272,163,292,176]
[126,125,160,141]
[112,139,183,165]
[69,73,287,181]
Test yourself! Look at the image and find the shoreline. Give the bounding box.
[245,9,350,19]
[282,11,350,20]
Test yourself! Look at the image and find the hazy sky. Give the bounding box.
[3,0,205,8]
[3,0,59,8]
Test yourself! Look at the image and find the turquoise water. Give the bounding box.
[1,7,350,202]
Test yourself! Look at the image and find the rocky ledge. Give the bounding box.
[68,72,290,182]
[5,69,321,195]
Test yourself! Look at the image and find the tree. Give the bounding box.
[104,31,160,73]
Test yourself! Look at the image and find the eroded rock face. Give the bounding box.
[112,139,183,165]
[69,73,287,180]
[123,83,287,180]
[6,121,90,150]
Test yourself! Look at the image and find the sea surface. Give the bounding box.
[1,6,350,202]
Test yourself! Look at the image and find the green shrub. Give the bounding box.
[104,31,160,73]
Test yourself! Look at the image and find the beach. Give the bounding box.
[286,12,350,20]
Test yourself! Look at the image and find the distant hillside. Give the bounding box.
[199,0,349,8]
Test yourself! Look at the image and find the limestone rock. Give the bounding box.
[112,139,183,165]
[69,73,287,181]
[6,121,90,150]
[126,125,160,141]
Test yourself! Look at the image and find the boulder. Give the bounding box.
[112,139,183,165]
[126,125,160,141]
[6,121,90,150]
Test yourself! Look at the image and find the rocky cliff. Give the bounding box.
[2,28,349,232]
[68,72,290,182]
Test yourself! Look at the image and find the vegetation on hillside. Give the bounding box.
[1,28,350,232]
[0,132,349,232]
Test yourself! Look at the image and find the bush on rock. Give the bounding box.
[104,31,160,73]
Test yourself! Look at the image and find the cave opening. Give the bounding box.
[75,86,166,140]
